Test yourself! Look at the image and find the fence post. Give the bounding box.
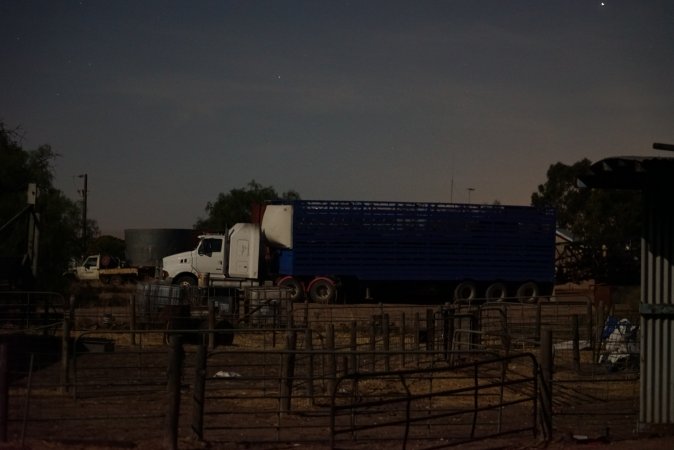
[369,318,376,371]
[426,309,434,351]
[0,342,8,442]
[191,342,207,440]
[383,313,390,371]
[442,304,454,361]
[539,328,553,440]
[326,324,336,398]
[413,312,421,366]
[208,297,216,351]
[280,330,297,414]
[586,299,594,351]
[572,315,580,372]
[164,336,184,450]
[60,296,74,393]
[349,321,357,374]
[535,302,542,343]
[499,305,510,358]
[129,293,137,346]
[400,312,407,367]
[305,328,314,400]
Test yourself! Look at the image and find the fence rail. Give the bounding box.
[0,288,641,447]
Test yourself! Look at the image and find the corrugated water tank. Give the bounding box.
[124,229,199,268]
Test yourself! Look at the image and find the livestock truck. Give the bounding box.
[162,200,556,302]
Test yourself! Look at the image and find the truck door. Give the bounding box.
[77,255,100,281]
[194,237,225,276]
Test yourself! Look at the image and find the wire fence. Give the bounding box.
[0,286,641,447]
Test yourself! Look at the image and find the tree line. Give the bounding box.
[0,122,641,291]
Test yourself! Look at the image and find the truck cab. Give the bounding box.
[161,223,261,287]
[75,255,102,281]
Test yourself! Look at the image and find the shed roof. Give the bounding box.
[578,156,674,190]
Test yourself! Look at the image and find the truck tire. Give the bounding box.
[174,275,197,288]
[278,277,304,302]
[485,282,507,301]
[454,281,477,301]
[517,282,539,303]
[308,278,336,303]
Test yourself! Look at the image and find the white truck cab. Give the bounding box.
[76,255,103,281]
[161,223,261,287]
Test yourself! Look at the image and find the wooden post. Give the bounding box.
[400,312,406,368]
[129,293,137,346]
[413,312,421,366]
[535,302,542,343]
[164,336,184,450]
[191,343,207,440]
[305,328,314,400]
[426,309,434,352]
[350,321,357,374]
[539,329,553,439]
[572,315,581,373]
[326,324,336,398]
[470,313,479,350]
[586,299,594,351]
[383,313,390,372]
[369,318,376,371]
[499,305,510,358]
[0,343,8,442]
[280,330,297,414]
[208,297,216,350]
[446,305,455,359]
[60,297,74,393]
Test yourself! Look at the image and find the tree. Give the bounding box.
[88,235,126,260]
[532,160,641,284]
[195,180,300,231]
[0,122,93,290]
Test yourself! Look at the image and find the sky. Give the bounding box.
[2,1,674,236]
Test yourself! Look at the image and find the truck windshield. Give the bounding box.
[84,256,98,268]
[199,238,223,255]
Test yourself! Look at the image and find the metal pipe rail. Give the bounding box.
[329,353,540,449]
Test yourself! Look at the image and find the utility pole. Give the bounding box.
[26,183,39,278]
[79,174,88,254]
[467,187,475,204]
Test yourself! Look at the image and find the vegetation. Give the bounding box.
[532,159,642,284]
[0,122,96,291]
[195,180,300,231]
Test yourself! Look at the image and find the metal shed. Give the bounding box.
[579,154,674,431]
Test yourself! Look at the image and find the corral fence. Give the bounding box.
[0,287,640,448]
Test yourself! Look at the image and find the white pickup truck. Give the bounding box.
[69,254,140,285]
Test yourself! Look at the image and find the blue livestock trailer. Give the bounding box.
[268,200,556,303]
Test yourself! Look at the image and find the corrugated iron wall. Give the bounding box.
[640,190,674,426]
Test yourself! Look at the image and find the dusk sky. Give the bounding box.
[2,1,673,236]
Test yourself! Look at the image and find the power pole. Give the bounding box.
[79,174,88,254]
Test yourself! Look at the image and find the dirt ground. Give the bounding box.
[1,433,672,450]
[4,286,671,450]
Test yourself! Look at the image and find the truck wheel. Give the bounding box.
[485,282,507,301]
[517,282,539,303]
[174,275,197,288]
[308,278,336,303]
[454,281,477,301]
[278,277,304,302]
